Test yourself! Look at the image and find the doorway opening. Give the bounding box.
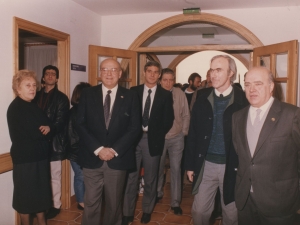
[13,18,71,225]
[176,51,248,89]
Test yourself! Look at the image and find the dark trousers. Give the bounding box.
[238,193,295,225]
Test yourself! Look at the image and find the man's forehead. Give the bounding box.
[211,57,228,67]
[246,69,268,81]
[45,69,56,72]
[101,59,119,67]
[162,74,174,79]
[147,66,159,71]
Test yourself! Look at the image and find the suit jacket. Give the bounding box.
[130,84,174,156]
[232,99,300,216]
[77,84,142,170]
[185,86,248,205]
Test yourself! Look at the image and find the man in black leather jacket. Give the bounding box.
[34,65,69,219]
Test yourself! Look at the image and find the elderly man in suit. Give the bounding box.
[77,58,141,225]
[122,61,174,224]
[185,55,248,225]
[232,66,300,225]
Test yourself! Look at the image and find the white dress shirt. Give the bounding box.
[249,96,274,125]
[214,85,233,97]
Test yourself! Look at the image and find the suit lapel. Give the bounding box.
[253,99,281,158]
[94,84,106,128]
[108,86,125,128]
[150,85,161,118]
[240,106,252,160]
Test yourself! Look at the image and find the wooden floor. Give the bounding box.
[44,182,300,225]
[44,182,222,225]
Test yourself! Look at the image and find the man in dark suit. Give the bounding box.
[232,66,300,225]
[185,55,248,225]
[122,61,174,224]
[77,58,141,225]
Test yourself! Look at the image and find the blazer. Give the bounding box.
[185,85,249,205]
[130,84,174,156]
[77,84,142,170]
[232,98,300,216]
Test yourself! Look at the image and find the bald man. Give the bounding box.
[77,58,141,225]
[232,66,300,225]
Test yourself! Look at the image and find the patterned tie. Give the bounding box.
[142,89,152,127]
[104,90,112,129]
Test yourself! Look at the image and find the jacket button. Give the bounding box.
[204,136,208,139]
[199,154,202,157]
[209,117,212,120]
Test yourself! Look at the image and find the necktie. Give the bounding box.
[104,90,112,128]
[253,108,262,127]
[142,89,152,127]
[220,94,224,97]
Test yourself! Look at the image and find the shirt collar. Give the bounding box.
[102,83,118,94]
[214,85,233,97]
[249,96,274,116]
[144,84,157,93]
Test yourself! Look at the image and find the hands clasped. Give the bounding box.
[98,147,115,161]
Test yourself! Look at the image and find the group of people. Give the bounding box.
[7,54,300,225]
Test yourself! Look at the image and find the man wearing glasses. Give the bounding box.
[122,61,174,224]
[34,65,69,219]
[77,58,141,225]
[185,55,248,225]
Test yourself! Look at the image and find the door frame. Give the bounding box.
[89,45,137,88]
[129,13,263,51]
[13,17,70,224]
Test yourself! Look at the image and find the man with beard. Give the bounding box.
[184,73,201,107]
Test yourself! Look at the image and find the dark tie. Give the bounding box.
[142,89,152,127]
[104,90,112,129]
[220,94,224,97]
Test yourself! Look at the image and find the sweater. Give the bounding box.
[7,97,51,164]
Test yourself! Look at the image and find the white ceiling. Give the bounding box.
[72,0,300,16]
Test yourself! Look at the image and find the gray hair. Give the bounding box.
[211,55,237,82]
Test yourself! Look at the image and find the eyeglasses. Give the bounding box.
[100,68,120,74]
[44,72,57,77]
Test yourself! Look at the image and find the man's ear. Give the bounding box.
[270,82,275,93]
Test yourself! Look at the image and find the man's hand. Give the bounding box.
[39,126,50,135]
[98,147,115,161]
[187,170,194,182]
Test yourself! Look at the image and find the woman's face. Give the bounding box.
[17,77,37,102]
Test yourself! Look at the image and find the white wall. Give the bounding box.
[101,7,300,51]
[0,0,101,224]
[101,6,300,105]
[1,3,300,224]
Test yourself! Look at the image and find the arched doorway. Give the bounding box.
[127,13,262,85]
[128,13,263,50]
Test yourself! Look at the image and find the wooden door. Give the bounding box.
[252,40,298,105]
[89,45,137,88]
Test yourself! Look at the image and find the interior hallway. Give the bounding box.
[42,182,223,225]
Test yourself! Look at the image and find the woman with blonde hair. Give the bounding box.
[7,70,52,225]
